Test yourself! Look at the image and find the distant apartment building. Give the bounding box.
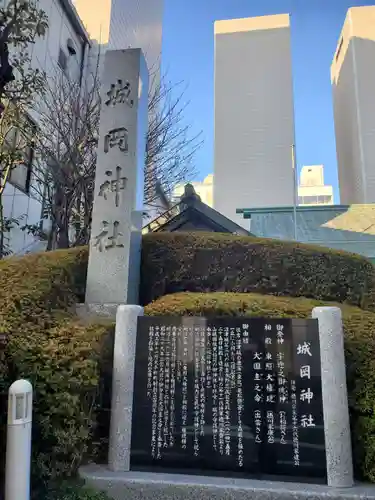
[213,14,296,228]
[298,165,334,206]
[172,174,214,207]
[3,0,90,256]
[172,167,333,211]
[73,0,164,76]
[331,5,375,204]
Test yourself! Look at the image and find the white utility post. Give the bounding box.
[5,379,33,500]
[291,144,298,241]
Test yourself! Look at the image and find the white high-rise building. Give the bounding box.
[331,5,375,204]
[213,14,296,227]
[73,0,163,76]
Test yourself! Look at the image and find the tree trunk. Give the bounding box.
[57,216,70,249]
[0,194,5,259]
[46,219,56,251]
[51,186,70,250]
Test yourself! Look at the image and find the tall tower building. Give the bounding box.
[213,14,296,227]
[73,0,163,75]
[331,6,375,204]
[72,0,111,45]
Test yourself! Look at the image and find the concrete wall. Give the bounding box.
[244,205,375,261]
[213,14,296,228]
[300,165,324,187]
[331,6,375,204]
[3,0,88,255]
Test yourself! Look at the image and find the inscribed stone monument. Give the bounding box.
[131,316,326,480]
[85,49,148,310]
[81,306,354,499]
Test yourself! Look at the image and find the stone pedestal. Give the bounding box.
[80,467,375,500]
[85,49,149,311]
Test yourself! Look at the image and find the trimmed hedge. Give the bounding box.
[0,247,113,492]
[140,232,375,310]
[0,246,89,338]
[145,291,375,482]
[1,233,375,487]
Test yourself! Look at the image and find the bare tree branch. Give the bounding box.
[31,52,100,249]
[33,53,203,249]
[144,70,203,208]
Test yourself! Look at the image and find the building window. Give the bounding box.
[7,116,37,194]
[299,195,332,206]
[299,195,317,205]
[66,38,77,56]
[336,37,343,61]
[318,195,333,204]
[58,47,68,73]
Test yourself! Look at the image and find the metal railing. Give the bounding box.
[142,202,181,234]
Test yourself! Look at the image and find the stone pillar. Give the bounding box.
[108,305,143,472]
[85,49,149,314]
[312,307,353,487]
[127,210,143,306]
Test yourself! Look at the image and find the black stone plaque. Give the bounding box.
[131,317,326,481]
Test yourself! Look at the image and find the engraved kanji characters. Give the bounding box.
[301,414,316,428]
[104,127,128,154]
[300,388,314,403]
[105,79,134,107]
[297,341,312,356]
[98,167,127,207]
[92,220,124,252]
[300,365,311,379]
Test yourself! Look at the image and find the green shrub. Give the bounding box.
[140,232,375,310]
[0,247,113,490]
[8,319,113,487]
[145,291,375,482]
[0,246,88,336]
[1,235,375,486]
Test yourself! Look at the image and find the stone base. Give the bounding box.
[75,303,119,322]
[79,465,375,500]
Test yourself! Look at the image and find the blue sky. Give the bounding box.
[161,0,374,204]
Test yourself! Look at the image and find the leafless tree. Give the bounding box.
[31,54,101,250]
[144,71,203,214]
[33,53,202,249]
